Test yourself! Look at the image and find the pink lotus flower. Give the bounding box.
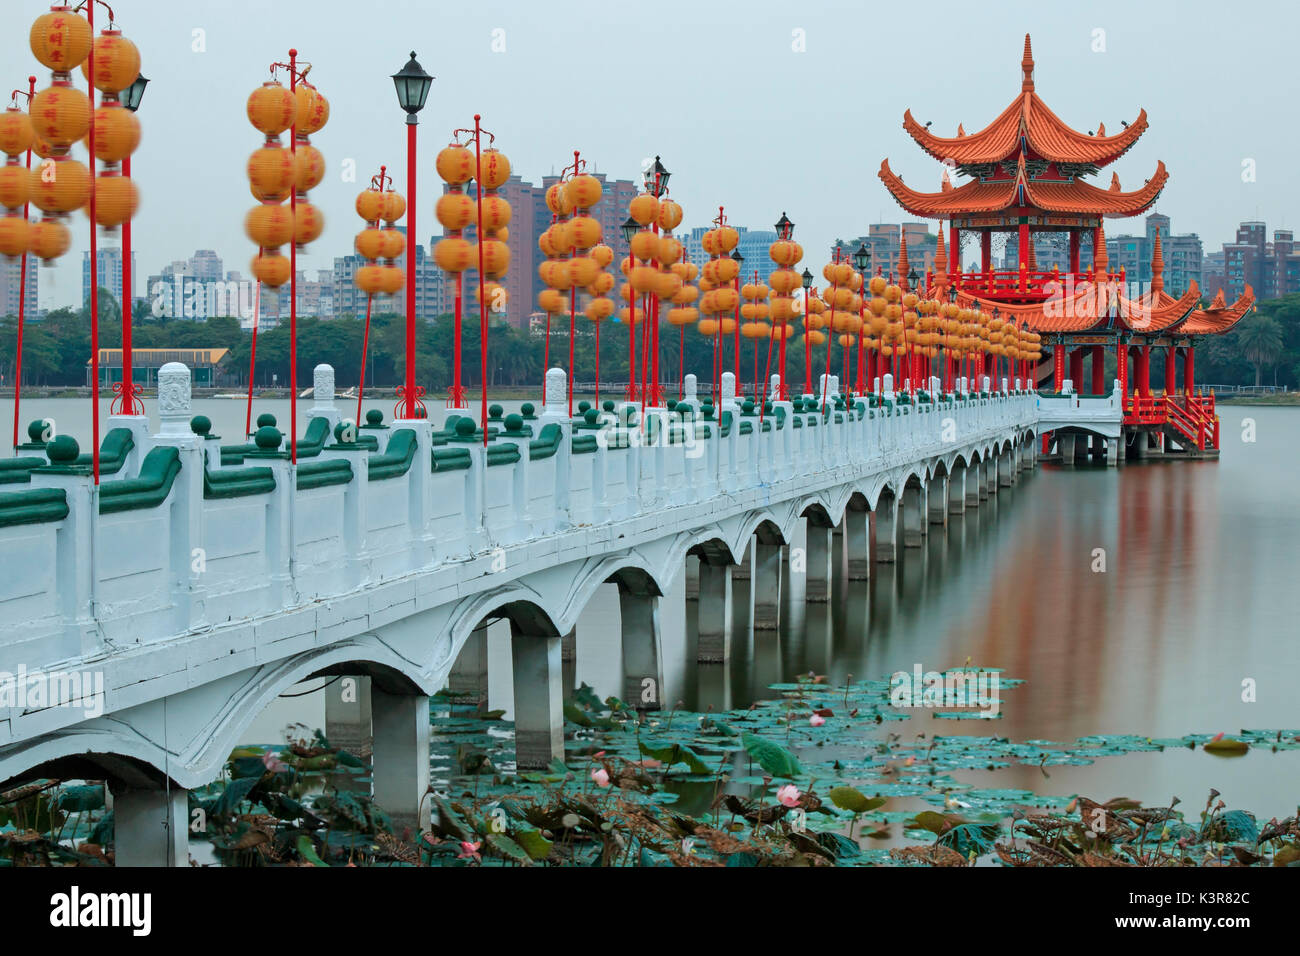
[809,714,826,727]
[262,749,289,773]
[776,784,801,807]
[591,767,610,788]
[458,841,481,862]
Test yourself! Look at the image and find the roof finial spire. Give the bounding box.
[1021,34,1034,91]
[1150,230,1164,295]
[934,223,948,290]
[898,231,911,290]
[1093,221,1109,275]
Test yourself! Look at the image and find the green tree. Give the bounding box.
[1236,313,1284,386]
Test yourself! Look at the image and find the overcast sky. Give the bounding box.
[7,0,1294,309]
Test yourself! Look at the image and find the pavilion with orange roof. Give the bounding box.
[877,34,1254,456]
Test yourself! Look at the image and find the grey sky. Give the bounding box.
[6,0,1294,309]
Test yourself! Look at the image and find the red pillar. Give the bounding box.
[1017,223,1029,269]
[1091,345,1105,395]
[980,232,991,272]
[1164,346,1176,395]
[1139,345,1151,397]
[1069,231,1080,274]
[1184,346,1195,394]
[1118,342,1129,401]
[949,224,960,275]
[1069,347,1083,389]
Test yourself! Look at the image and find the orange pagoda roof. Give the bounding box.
[938,281,1254,336]
[878,156,1168,219]
[901,35,1148,170]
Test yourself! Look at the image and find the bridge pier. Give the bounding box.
[999,449,1014,487]
[371,686,431,837]
[1107,436,1120,466]
[928,478,948,526]
[965,463,981,507]
[752,541,784,628]
[843,510,870,580]
[902,486,923,547]
[619,590,664,709]
[685,554,700,600]
[875,497,897,562]
[325,675,373,755]
[112,785,188,867]
[1059,433,1076,467]
[985,457,998,496]
[447,626,489,713]
[510,627,565,769]
[948,466,966,515]
[978,459,991,499]
[805,522,834,600]
[696,560,734,662]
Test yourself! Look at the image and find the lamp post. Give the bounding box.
[773,212,795,399]
[906,268,919,391]
[620,215,639,401]
[800,267,813,396]
[116,73,148,418]
[644,156,669,405]
[392,52,433,419]
[852,242,870,397]
[10,74,33,455]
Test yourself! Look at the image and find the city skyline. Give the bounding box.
[1,0,1294,315]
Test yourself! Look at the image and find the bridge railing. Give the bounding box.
[0,362,1037,678]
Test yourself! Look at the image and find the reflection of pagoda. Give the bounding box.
[878,35,1253,455]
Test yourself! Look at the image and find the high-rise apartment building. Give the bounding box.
[82,246,137,309]
[0,253,38,319]
[1205,221,1300,301]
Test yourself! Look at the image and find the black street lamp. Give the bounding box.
[852,242,870,273]
[644,155,670,196]
[392,52,433,419]
[122,73,148,112]
[801,268,814,290]
[620,216,639,245]
[775,212,794,240]
[731,248,744,267]
[907,268,919,290]
[392,52,433,118]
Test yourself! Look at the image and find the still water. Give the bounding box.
[5,397,1297,818]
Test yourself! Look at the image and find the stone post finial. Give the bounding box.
[769,373,781,399]
[158,362,192,437]
[313,363,336,409]
[720,372,736,405]
[683,374,697,403]
[882,373,895,399]
[982,375,992,393]
[544,367,566,409]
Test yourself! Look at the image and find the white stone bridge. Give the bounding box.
[0,361,1040,863]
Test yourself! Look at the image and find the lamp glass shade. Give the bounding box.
[852,243,870,271]
[731,249,743,264]
[774,212,793,239]
[392,52,433,114]
[620,216,639,244]
[800,268,813,289]
[122,74,149,112]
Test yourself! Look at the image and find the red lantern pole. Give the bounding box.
[732,270,740,386]
[451,272,464,407]
[87,1,100,485]
[288,48,299,462]
[10,76,34,453]
[567,151,579,418]
[118,149,138,414]
[473,115,488,446]
[245,272,261,436]
[356,294,373,427]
